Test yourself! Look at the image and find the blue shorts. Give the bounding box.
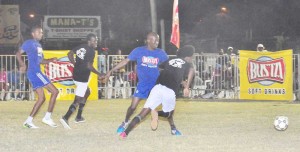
[133,82,156,99]
[27,71,51,90]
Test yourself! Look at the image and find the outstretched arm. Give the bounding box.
[105,58,130,78]
[87,62,105,80]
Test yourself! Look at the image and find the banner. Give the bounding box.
[239,50,293,100]
[0,5,20,45]
[43,16,101,41]
[170,0,180,48]
[41,50,98,101]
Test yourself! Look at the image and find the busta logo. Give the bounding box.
[247,56,285,86]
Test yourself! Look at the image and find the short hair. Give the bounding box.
[177,45,195,58]
[86,33,96,41]
[31,25,42,33]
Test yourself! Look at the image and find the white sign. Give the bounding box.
[43,16,101,40]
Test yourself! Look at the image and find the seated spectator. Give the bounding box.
[0,67,8,101]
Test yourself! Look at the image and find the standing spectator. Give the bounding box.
[60,33,105,129]
[7,67,22,100]
[127,65,137,96]
[111,49,126,98]
[257,44,268,52]
[106,32,168,134]
[16,25,59,128]
[0,66,8,101]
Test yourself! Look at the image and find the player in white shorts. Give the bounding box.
[119,45,195,139]
[59,33,105,129]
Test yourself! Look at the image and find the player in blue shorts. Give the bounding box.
[106,32,168,134]
[16,26,59,129]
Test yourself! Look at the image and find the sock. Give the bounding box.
[25,116,33,123]
[124,116,141,135]
[76,103,85,119]
[44,112,52,120]
[64,104,77,120]
[158,111,170,118]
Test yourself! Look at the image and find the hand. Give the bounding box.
[98,73,108,83]
[105,71,112,79]
[183,88,190,97]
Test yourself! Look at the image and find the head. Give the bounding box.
[228,46,233,53]
[257,44,264,51]
[31,26,43,41]
[116,49,122,55]
[146,32,159,50]
[177,45,195,63]
[87,33,98,49]
[219,49,224,55]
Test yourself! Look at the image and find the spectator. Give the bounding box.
[257,44,268,52]
[7,67,22,100]
[127,65,137,96]
[0,66,8,101]
[111,49,126,98]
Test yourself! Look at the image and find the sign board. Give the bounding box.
[0,5,20,45]
[43,16,101,41]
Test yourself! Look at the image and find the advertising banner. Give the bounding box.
[43,16,101,40]
[0,5,20,45]
[41,50,98,101]
[239,50,293,100]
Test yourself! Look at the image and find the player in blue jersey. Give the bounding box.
[106,32,168,134]
[16,26,59,129]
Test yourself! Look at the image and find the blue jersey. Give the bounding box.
[128,46,168,98]
[21,39,44,73]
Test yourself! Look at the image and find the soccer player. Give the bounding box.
[16,26,59,128]
[119,45,195,139]
[59,33,105,129]
[106,32,168,134]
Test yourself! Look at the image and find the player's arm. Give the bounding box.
[87,61,105,80]
[16,48,26,73]
[105,58,130,78]
[183,66,195,97]
[67,50,76,65]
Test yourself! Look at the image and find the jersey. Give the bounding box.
[127,46,168,98]
[71,44,95,82]
[21,39,44,73]
[157,57,191,95]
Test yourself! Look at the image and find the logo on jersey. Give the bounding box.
[37,47,44,63]
[141,56,159,68]
[44,57,74,86]
[169,58,185,68]
[247,57,285,86]
[76,48,86,60]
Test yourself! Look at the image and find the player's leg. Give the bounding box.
[41,83,59,127]
[75,88,90,123]
[23,88,46,128]
[120,108,151,138]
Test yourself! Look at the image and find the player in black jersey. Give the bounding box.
[60,33,105,129]
[119,45,195,138]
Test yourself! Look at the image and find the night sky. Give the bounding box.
[2,0,300,53]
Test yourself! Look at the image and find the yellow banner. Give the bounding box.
[239,50,293,100]
[41,50,98,101]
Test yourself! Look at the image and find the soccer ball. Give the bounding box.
[274,116,288,131]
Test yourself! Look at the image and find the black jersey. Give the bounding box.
[157,57,191,95]
[71,44,95,82]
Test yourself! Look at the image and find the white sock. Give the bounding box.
[44,112,52,120]
[25,116,33,123]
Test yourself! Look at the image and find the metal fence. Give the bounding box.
[0,54,299,101]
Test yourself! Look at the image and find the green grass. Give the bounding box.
[1,99,300,152]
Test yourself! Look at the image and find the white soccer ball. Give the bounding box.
[274,116,288,131]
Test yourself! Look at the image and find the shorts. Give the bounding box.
[74,81,88,97]
[27,71,50,90]
[133,82,155,99]
[143,84,176,112]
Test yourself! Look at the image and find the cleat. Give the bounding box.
[23,122,39,129]
[150,110,158,131]
[42,118,58,128]
[75,117,85,123]
[171,129,182,136]
[117,121,128,134]
[119,132,127,139]
[59,117,71,129]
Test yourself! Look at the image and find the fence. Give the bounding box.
[0,54,299,101]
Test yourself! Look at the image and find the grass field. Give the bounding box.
[1,99,300,152]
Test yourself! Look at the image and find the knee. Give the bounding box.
[52,88,59,96]
[86,88,91,96]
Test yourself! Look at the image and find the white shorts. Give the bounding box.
[144,84,176,112]
[74,81,88,97]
